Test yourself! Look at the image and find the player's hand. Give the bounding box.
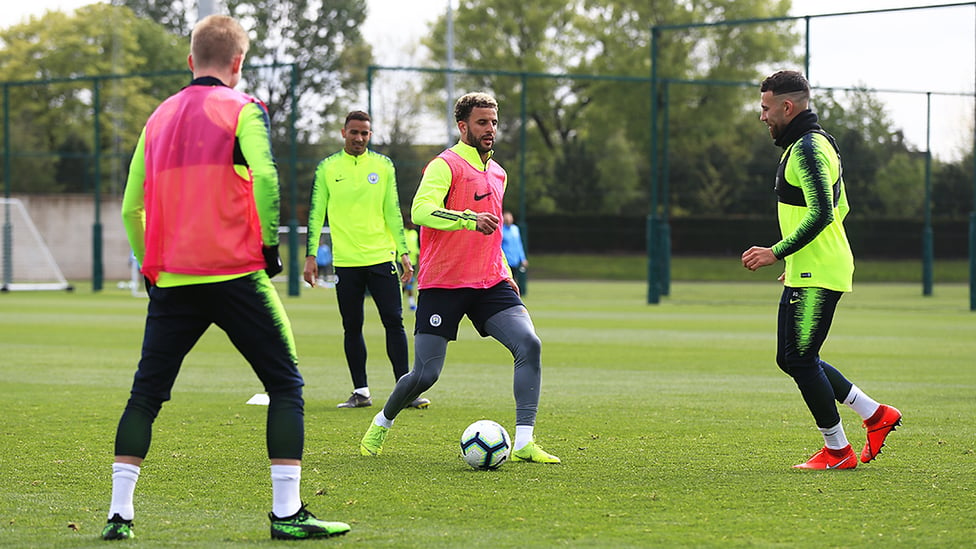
[741,246,777,271]
[263,245,283,278]
[303,256,318,287]
[475,212,500,234]
[399,254,414,284]
[507,277,520,296]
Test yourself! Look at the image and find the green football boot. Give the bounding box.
[101,514,134,540]
[269,504,350,540]
[360,422,389,456]
[511,441,561,464]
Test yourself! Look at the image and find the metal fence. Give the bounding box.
[0,64,308,294]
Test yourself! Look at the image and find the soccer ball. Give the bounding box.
[460,420,511,470]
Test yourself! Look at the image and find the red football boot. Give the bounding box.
[793,444,857,470]
[861,404,902,463]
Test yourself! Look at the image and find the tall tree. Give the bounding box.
[816,88,919,217]
[115,0,372,144]
[109,0,194,36]
[0,4,185,193]
[933,153,975,219]
[875,151,926,218]
[422,0,797,215]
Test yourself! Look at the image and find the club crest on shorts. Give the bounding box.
[368,172,379,184]
[429,314,442,327]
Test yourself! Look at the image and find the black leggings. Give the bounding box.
[776,286,853,428]
[334,263,409,388]
[115,273,305,460]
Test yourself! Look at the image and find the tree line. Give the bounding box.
[0,0,971,221]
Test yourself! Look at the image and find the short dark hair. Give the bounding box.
[454,92,497,122]
[760,70,810,99]
[344,110,371,126]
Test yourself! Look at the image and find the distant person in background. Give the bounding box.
[501,210,528,292]
[742,70,901,470]
[107,14,349,541]
[303,110,429,410]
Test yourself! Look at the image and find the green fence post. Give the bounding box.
[3,85,11,289]
[519,72,528,296]
[970,213,976,311]
[647,26,661,304]
[647,215,659,304]
[660,81,671,296]
[287,64,300,297]
[922,93,934,296]
[92,78,103,292]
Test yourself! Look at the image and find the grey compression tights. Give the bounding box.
[381,305,542,426]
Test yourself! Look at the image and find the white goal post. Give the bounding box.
[1,198,73,292]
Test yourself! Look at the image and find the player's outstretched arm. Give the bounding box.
[412,158,482,232]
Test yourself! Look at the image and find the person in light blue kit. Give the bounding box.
[501,210,528,293]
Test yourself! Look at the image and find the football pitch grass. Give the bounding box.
[1,280,974,547]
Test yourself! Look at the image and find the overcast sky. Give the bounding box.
[2,0,973,157]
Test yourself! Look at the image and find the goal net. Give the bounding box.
[1,198,73,292]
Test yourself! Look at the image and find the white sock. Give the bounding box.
[819,421,850,450]
[270,465,302,519]
[108,462,140,521]
[844,384,881,420]
[513,425,534,451]
[353,387,370,398]
[374,411,393,429]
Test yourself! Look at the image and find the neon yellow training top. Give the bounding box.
[772,130,854,293]
[306,149,408,267]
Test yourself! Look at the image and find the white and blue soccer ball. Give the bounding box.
[460,420,511,470]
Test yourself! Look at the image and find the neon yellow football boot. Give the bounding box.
[511,441,561,464]
[360,422,389,456]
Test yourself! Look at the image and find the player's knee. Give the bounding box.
[775,352,790,375]
[379,312,406,330]
[341,321,365,334]
[415,368,440,391]
[267,386,304,409]
[515,331,541,363]
[125,393,165,420]
[779,357,819,381]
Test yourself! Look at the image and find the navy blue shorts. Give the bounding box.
[415,282,524,340]
[135,272,303,402]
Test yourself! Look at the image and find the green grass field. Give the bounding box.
[1,278,974,547]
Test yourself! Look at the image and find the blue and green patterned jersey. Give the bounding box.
[771,115,854,293]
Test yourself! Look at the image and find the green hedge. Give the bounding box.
[528,254,970,283]
[522,215,969,259]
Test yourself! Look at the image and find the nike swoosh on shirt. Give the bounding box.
[474,191,492,201]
